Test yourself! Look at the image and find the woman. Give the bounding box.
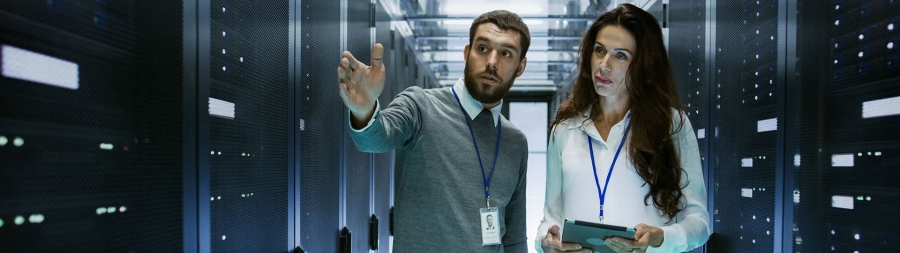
[536,4,709,253]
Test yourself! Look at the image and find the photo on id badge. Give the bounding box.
[480,207,500,245]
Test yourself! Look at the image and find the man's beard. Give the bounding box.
[463,64,516,105]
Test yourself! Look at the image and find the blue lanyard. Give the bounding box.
[587,123,630,219]
[452,87,502,208]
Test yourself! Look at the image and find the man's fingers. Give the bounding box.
[339,82,349,96]
[337,66,346,81]
[342,51,360,70]
[371,43,384,68]
[341,57,351,70]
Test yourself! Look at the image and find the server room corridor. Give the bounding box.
[1,0,898,252]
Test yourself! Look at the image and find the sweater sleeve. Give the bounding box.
[348,86,425,153]
[504,142,530,253]
[651,115,711,253]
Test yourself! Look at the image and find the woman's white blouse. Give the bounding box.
[536,109,710,253]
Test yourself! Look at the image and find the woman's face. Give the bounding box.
[590,25,636,99]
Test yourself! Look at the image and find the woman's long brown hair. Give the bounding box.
[551,4,687,221]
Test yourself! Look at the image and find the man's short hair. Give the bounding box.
[469,10,531,58]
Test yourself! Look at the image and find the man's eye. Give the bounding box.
[480,46,488,52]
[502,51,511,57]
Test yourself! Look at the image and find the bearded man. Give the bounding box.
[337,9,531,253]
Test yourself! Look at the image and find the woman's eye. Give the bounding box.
[617,53,628,60]
[594,47,605,54]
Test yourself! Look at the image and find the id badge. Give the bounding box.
[480,207,500,246]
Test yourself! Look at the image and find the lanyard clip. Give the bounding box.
[485,187,490,207]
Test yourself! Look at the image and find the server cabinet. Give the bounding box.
[373,2,395,251]
[298,0,343,251]
[204,0,291,251]
[0,0,184,251]
[791,1,900,252]
[669,0,709,191]
[709,0,781,252]
[668,1,710,251]
[345,0,374,251]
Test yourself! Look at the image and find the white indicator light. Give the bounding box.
[862,96,900,118]
[831,153,854,167]
[209,97,236,120]
[831,195,854,209]
[28,214,44,224]
[1,45,79,90]
[757,118,777,132]
[742,158,753,167]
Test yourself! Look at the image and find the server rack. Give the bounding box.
[345,0,374,252]
[670,0,709,194]
[708,0,782,252]
[373,2,396,251]
[298,0,343,251]
[203,0,291,251]
[663,0,900,252]
[669,1,710,251]
[0,0,419,252]
[0,0,184,251]
[791,1,900,252]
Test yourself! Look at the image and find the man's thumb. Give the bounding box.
[371,43,384,68]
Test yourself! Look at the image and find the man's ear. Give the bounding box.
[515,57,527,77]
[463,44,470,63]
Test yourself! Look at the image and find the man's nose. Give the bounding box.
[486,51,499,70]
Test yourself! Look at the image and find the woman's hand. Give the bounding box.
[604,223,664,253]
[541,225,592,253]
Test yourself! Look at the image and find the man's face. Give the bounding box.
[486,215,493,226]
[463,23,527,105]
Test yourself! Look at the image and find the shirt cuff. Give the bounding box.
[535,229,548,253]
[653,225,683,253]
[349,101,380,132]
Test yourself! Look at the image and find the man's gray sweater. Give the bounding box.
[349,86,529,252]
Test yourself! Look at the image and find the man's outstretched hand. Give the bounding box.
[338,43,385,128]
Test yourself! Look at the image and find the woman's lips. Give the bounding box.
[595,76,613,84]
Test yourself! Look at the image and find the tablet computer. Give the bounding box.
[561,219,636,253]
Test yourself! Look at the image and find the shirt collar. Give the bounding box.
[452,77,502,126]
[568,106,632,130]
